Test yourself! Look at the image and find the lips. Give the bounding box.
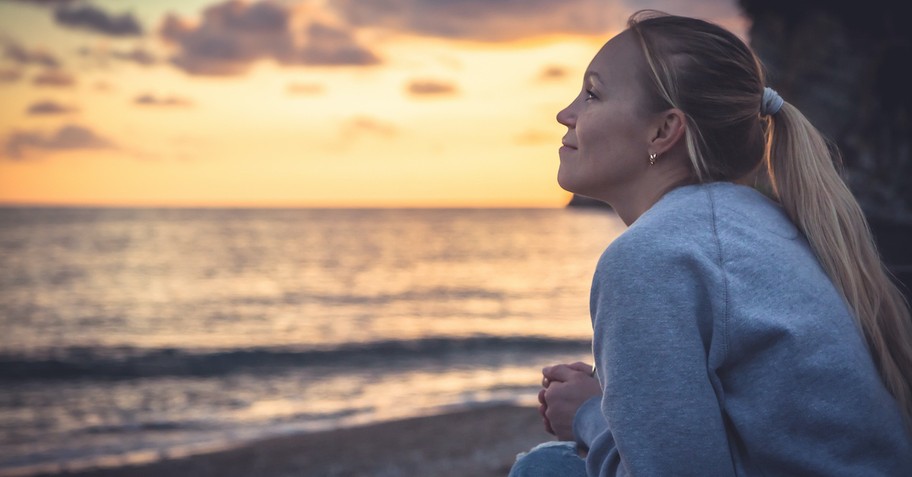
[561,136,577,149]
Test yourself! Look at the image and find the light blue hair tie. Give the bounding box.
[761,86,784,116]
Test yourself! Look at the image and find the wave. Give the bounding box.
[273,287,509,306]
[0,336,590,381]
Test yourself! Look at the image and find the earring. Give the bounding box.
[649,152,657,165]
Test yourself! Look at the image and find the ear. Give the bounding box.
[647,108,686,156]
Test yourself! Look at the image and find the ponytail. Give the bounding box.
[767,102,912,426]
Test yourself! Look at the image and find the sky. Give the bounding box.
[0,0,747,207]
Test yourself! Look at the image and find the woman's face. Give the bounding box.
[556,30,656,202]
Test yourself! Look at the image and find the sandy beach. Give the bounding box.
[32,405,552,477]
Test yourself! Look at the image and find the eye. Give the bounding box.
[585,89,597,101]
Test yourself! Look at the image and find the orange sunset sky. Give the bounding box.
[0,0,746,207]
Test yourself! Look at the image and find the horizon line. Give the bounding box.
[0,201,577,210]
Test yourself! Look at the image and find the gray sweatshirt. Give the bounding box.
[572,182,912,476]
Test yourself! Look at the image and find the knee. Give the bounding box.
[508,441,586,477]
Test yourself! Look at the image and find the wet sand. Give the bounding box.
[36,405,552,477]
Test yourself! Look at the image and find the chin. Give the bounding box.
[557,175,610,205]
[557,169,588,195]
[556,172,576,194]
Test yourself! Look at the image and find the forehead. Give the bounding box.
[586,30,646,86]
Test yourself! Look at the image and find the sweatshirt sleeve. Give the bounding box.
[584,228,735,477]
[573,396,607,449]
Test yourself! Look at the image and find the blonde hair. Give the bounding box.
[627,10,912,425]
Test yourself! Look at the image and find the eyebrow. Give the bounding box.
[585,72,602,86]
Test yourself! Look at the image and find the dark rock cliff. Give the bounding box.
[740,0,912,221]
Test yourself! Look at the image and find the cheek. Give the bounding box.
[579,113,643,159]
[576,114,602,146]
[577,118,617,158]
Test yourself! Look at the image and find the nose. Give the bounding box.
[556,100,576,128]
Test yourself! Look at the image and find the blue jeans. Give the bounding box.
[508,441,587,477]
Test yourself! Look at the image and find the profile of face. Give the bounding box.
[556,30,657,203]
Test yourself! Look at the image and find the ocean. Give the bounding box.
[0,206,625,475]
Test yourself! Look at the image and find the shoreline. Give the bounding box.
[26,405,551,477]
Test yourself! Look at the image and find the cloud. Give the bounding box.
[330,0,744,42]
[539,65,569,81]
[26,100,78,115]
[159,1,380,76]
[0,67,23,83]
[406,79,458,97]
[134,93,193,107]
[297,22,379,66]
[2,39,61,68]
[31,69,76,87]
[112,47,157,65]
[78,45,158,66]
[4,0,78,6]
[342,116,397,137]
[331,0,621,42]
[53,3,143,37]
[286,82,324,95]
[332,116,397,150]
[4,124,113,159]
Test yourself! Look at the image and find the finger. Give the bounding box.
[542,376,550,388]
[544,419,555,435]
[567,362,594,374]
[543,364,582,382]
[538,388,547,405]
[542,381,563,403]
[538,402,555,435]
[541,408,555,435]
[541,363,567,376]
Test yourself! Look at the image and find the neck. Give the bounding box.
[608,165,695,226]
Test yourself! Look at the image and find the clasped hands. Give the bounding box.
[538,361,602,441]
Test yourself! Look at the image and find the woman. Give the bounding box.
[509,11,912,477]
